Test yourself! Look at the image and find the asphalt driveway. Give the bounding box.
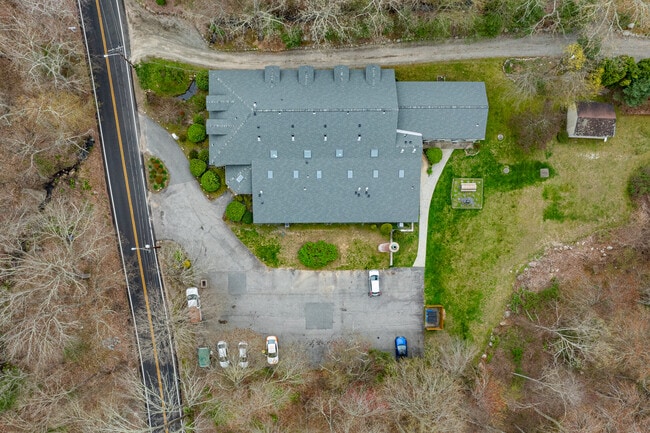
[142,115,424,363]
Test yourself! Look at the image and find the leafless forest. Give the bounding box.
[1,1,649,432]
[149,0,649,49]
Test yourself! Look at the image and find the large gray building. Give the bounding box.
[207,65,487,224]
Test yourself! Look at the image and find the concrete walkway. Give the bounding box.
[413,149,454,267]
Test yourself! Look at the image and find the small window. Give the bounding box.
[316,170,322,179]
[293,170,299,179]
[267,170,273,179]
[373,170,379,178]
[370,149,378,157]
[270,150,278,159]
[347,170,353,179]
[304,150,312,158]
[336,149,343,158]
[398,169,405,178]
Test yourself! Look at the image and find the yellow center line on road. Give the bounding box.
[94,0,169,430]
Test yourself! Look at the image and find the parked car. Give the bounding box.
[216,341,229,368]
[395,336,408,359]
[198,346,211,368]
[186,287,202,323]
[265,336,279,365]
[238,342,249,368]
[368,270,381,296]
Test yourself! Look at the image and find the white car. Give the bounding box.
[238,342,249,368]
[186,287,201,323]
[368,270,381,296]
[265,336,279,365]
[216,341,229,368]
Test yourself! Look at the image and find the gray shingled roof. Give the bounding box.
[396,82,488,141]
[207,66,487,224]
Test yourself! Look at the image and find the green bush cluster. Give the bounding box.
[189,159,207,178]
[298,241,338,269]
[600,56,650,107]
[380,223,393,236]
[195,70,209,91]
[198,148,210,163]
[188,149,199,160]
[425,148,443,165]
[187,123,206,143]
[226,200,247,222]
[200,170,220,192]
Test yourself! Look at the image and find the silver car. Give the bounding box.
[238,342,249,368]
[216,341,229,368]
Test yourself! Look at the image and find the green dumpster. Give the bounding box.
[198,346,211,368]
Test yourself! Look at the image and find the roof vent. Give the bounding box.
[298,66,314,86]
[334,65,349,84]
[365,65,381,86]
[265,66,280,86]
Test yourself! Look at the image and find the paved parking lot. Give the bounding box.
[143,115,424,363]
[205,268,424,363]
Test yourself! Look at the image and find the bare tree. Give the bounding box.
[321,335,375,391]
[383,354,467,433]
[0,197,115,368]
[298,0,353,44]
[534,302,609,368]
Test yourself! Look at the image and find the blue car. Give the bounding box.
[395,336,407,359]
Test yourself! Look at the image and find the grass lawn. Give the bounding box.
[394,61,650,341]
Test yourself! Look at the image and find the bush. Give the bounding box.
[622,77,650,107]
[187,123,206,143]
[627,165,650,203]
[195,70,209,91]
[198,148,210,163]
[189,159,207,178]
[193,113,205,125]
[281,26,303,49]
[425,148,443,165]
[188,149,199,160]
[226,201,247,222]
[242,211,254,224]
[557,129,569,143]
[298,241,338,269]
[380,223,393,236]
[156,0,166,5]
[200,170,220,192]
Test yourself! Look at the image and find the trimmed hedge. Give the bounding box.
[187,123,206,143]
[298,241,338,269]
[425,148,443,165]
[189,159,207,178]
[200,170,220,192]
[226,201,247,222]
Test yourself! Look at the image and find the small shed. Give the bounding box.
[567,102,616,141]
[424,305,446,330]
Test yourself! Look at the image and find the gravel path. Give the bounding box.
[124,0,650,69]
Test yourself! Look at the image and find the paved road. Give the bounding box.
[143,116,425,363]
[79,0,181,430]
